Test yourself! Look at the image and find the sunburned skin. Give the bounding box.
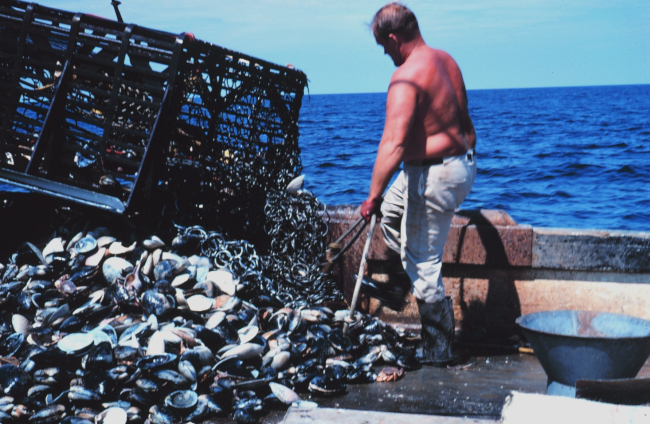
[390,46,476,161]
[365,32,476,206]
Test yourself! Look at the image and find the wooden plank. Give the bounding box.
[283,407,495,424]
[576,378,650,405]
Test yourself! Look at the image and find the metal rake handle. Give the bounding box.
[344,214,377,335]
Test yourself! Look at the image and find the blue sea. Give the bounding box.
[299,85,650,232]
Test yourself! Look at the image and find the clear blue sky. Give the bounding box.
[36,0,649,94]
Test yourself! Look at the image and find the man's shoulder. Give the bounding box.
[391,49,436,81]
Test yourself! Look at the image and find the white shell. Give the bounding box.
[174,288,188,307]
[205,312,226,330]
[102,257,133,284]
[147,314,159,331]
[96,406,127,424]
[89,329,112,347]
[108,241,137,255]
[85,247,106,267]
[262,347,282,367]
[220,343,264,360]
[162,252,188,273]
[286,174,305,196]
[96,236,117,248]
[42,237,64,258]
[160,329,183,344]
[66,232,84,252]
[188,255,211,268]
[270,381,300,404]
[271,351,291,371]
[171,273,191,288]
[152,249,163,267]
[143,236,165,250]
[58,332,93,353]
[195,265,210,283]
[205,270,237,296]
[238,326,259,344]
[146,331,166,356]
[142,253,154,277]
[186,295,214,312]
[12,314,31,335]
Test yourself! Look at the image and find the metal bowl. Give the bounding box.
[516,310,650,396]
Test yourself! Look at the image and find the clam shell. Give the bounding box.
[143,236,165,251]
[85,247,107,267]
[96,236,117,248]
[178,360,197,383]
[142,253,154,276]
[220,343,263,361]
[286,174,305,196]
[152,248,163,267]
[153,260,173,281]
[270,351,291,371]
[88,326,117,347]
[11,314,31,335]
[58,333,94,354]
[269,382,300,404]
[238,326,258,344]
[146,331,166,356]
[164,390,198,412]
[72,236,97,255]
[160,329,183,344]
[108,241,136,256]
[66,232,84,252]
[215,295,241,312]
[102,257,133,284]
[171,273,191,288]
[147,314,159,331]
[205,312,226,330]
[41,237,64,259]
[205,270,237,296]
[187,295,214,312]
[96,407,127,424]
[174,288,188,307]
[190,256,211,268]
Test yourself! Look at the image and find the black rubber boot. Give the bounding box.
[359,252,410,312]
[415,297,456,366]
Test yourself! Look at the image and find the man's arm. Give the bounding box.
[362,79,418,219]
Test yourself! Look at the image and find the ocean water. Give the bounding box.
[2,85,648,232]
[298,85,650,231]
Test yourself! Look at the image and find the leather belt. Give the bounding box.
[406,149,475,167]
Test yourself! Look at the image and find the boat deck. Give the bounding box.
[205,347,650,423]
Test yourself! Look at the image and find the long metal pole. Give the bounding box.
[111,0,123,23]
[344,214,376,335]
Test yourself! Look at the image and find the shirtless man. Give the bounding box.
[360,3,477,366]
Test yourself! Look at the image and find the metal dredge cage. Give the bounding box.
[0,1,308,244]
[158,40,307,242]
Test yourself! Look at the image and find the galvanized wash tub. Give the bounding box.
[516,310,650,397]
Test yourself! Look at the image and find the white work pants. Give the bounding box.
[380,150,476,303]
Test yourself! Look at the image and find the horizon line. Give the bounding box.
[307,82,650,96]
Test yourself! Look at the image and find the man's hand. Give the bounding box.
[361,198,382,222]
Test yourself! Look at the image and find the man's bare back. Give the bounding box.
[362,29,476,210]
[389,46,476,162]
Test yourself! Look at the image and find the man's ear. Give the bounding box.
[387,33,400,46]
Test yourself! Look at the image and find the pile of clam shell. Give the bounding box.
[0,223,419,424]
